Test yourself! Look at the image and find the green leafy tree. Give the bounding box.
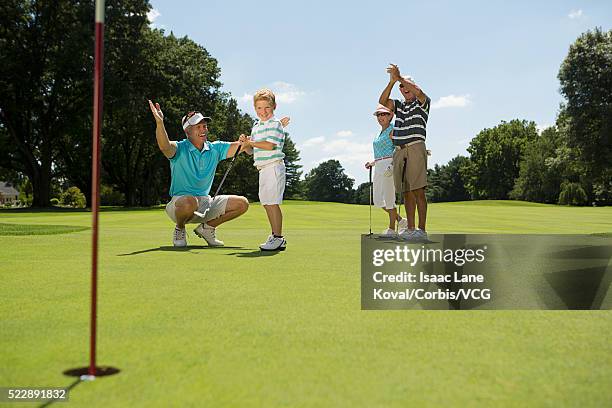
[558,27,612,205]
[304,160,354,203]
[0,0,95,206]
[558,182,588,206]
[354,182,371,205]
[283,135,303,199]
[464,120,537,199]
[510,121,581,203]
[427,155,471,202]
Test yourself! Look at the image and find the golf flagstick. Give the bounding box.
[89,0,104,379]
[194,143,242,220]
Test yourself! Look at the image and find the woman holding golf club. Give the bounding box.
[365,104,407,237]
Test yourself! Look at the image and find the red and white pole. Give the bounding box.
[89,0,105,378]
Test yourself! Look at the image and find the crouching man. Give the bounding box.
[148,100,249,247]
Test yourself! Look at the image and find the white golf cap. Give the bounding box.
[182,111,211,130]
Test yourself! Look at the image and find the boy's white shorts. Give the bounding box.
[373,157,396,209]
[165,195,229,224]
[258,161,286,205]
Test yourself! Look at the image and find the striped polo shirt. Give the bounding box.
[373,125,394,160]
[392,96,431,146]
[251,117,286,168]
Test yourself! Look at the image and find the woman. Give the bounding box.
[365,104,407,237]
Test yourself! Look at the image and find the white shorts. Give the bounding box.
[165,195,229,224]
[258,161,286,205]
[373,157,396,209]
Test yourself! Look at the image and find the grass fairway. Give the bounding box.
[1,201,611,407]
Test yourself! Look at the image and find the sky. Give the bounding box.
[147,0,611,185]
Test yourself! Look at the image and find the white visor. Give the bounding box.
[182,112,210,130]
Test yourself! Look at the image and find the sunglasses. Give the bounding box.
[376,112,391,117]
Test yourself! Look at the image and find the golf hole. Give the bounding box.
[63,366,121,377]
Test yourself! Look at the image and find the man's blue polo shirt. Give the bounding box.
[169,139,231,197]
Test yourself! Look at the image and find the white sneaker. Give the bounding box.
[194,223,224,247]
[398,228,419,241]
[259,235,286,251]
[398,218,408,231]
[173,227,187,247]
[380,228,397,238]
[415,229,429,241]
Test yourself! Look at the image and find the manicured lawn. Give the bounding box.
[1,201,611,407]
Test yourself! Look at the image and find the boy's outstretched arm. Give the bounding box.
[247,140,275,150]
[148,100,177,159]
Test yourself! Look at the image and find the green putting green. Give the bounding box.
[1,201,611,407]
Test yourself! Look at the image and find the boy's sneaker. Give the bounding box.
[380,228,397,238]
[194,223,224,247]
[260,235,286,251]
[398,218,408,231]
[173,227,187,247]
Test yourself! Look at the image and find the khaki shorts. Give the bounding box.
[392,142,428,193]
[165,195,229,224]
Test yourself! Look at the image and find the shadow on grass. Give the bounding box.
[38,378,82,408]
[365,235,440,245]
[226,249,283,258]
[118,246,245,256]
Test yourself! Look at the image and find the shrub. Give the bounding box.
[100,185,125,206]
[60,187,86,208]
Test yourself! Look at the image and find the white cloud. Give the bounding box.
[147,8,161,23]
[239,93,253,103]
[336,130,353,137]
[321,139,372,165]
[431,94,471,109]
[238,82,306,111]
[568,9,583,19]
[300,136,325,148]
[536,123,552,134]
[270,81,305,104]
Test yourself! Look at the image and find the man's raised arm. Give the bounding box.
[148,100,177,159]
[379,64,399,111]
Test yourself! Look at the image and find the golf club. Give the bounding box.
[368,165,373,236]
[193,142,242,219]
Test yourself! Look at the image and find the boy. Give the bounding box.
[240,89,288,251]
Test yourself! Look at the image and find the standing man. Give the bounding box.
[379,64,431,241]
[148,100,249,247]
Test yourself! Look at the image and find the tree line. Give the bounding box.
[426,28,611,206]
[0,2,609,207]
[0,0,302,207]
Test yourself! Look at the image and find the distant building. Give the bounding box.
[0,181,19,205]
